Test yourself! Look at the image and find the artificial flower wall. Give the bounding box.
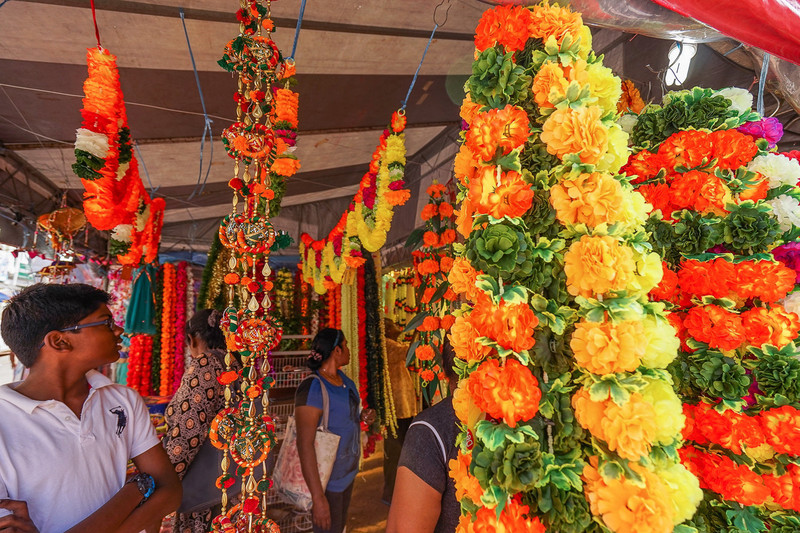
[624,86,800,532]
[448,4,699,532]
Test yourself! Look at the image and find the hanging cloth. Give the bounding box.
[125,264,158,335]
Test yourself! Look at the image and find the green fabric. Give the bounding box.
[125,264,158,335]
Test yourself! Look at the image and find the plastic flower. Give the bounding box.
[466,105,531,162]
[541,105,609,165]
[654,461,703,525]
[767,194,800,232]
[669,170,731,216]
[564,235,636,297]
[531,61,568,109]
[583,456,674,533]
[586,62,622,114]
[474,5,532,52]
[454,145,478,186]
[448,257,481,302]
[738,117,784,149]
[570,319,645,375]
[472,497,546,533]
[549,172,625,227]
[640,315,680,369]
[470,295,538,353]
[528,2,583,44]
[640,376,684,445]
[466,359,541,427]
[599,124,630,174]
[715,87,753,114]
[453,378,484,429]
[449,451,483,505]
[449,316,492,364]
[683,304,746,351]
[747,153,800,189]
[760,406,800,456]
[468,166,534,219]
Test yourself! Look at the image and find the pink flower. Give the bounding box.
[737,117,783,148]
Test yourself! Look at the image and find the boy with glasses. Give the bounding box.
[0,283,181,532]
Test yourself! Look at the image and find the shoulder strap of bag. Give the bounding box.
[311,374,332,431]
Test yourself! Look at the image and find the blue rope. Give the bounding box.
[289,0,308,61]
[0,1,10,8]
[401,24,438,110]
[134,142,158,193]
[179,8,214,199]
[757,52,770,117]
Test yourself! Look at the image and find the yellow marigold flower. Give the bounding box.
[616,188,651,233]
[564,235,636,297]
[654,461,703,525]
[531,61,568,109]
[541,105,608,165]
[385,134,407,165]
[640,315,680,369]
[571,319,645,375]
[586,62,623,115]
[453,379,484,430]
[628,249,664,296]
[549,171,625,227]
[640,376,684,445]
[596,123,630,174]
[577,24,593,59]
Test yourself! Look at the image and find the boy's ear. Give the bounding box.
[42,331,72,352]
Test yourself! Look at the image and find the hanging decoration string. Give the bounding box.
[179,8,214,200]
[134,142,158,194]
[400,0,451,111]
[89,0,102,49]
[288,0,308,61]
[757,52,770,117]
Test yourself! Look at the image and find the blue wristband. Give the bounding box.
[128,473,155,505]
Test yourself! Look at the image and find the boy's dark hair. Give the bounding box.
[186,309,226,351]
[1,283,109,368]
[441,337,457,382]
[308,328,344,370]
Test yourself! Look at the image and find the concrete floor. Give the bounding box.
[348,441,390,533]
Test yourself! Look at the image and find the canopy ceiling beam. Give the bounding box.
[15,0,475,41]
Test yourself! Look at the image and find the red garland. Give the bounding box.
[357,265,368,407]
[172,262,188,392]
[127,334,153,396]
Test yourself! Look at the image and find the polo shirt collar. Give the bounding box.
[0,369,114,414]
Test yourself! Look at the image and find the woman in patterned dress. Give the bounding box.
[163,309,241,533]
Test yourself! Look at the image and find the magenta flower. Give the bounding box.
[737,117,783,148]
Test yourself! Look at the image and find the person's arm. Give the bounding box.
[295,404,329,530]
[386,466,443,533]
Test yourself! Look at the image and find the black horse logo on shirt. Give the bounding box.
[109,406,127,437]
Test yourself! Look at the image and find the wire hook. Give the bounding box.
[433,0,452,28]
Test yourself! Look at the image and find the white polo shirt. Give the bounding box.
[0,370,160,533]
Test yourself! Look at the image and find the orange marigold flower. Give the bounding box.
[453,378,484,429]
[466,358,541,427]
[270,156,301,177]
[470,295,538,353]
[474,5,533,52]
[468,166,534,220]
[448,257,481,302]
[742,261,796,302]
[621,150,672,183]
[439,202,455,218]
[541,105,608,165]
[684,305,746,351]
[617,80,645,114]
[224,273,241,284]
[763,470,795,509]
[677,258,734,299]
[419,316,440,332]
[427,182,447,198]
[418,259,440,275]
[657,130,713,170]
[416,345,435,362]
[738,175,769,202]
[419,369,436,382]
[454,145,478,188]
[564,235,636,297]
[423,231,440,248]
[440,314,456,330]
[466,105,530,162]
[451,313,493,364]
[583,456,674,533]
[571,319,645,375]
[529,3,583,44]
[421,203,438,221]
[710,129,758,170]
[636,182,675,218]
[550,171,625,227]
[760,405,800,456]
[439,229,457,246]
[449,451,483,505]
[472,497,546,533]
[459,94,482,126]
[440,255,454,272]
[455,196,477,238]
[420,287,437,305]
[650,262,680,303]
[532,61,569,109]
[669,170,731,216]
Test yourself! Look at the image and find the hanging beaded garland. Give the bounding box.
[211,0,290,530]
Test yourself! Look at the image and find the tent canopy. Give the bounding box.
[1,0,798,261]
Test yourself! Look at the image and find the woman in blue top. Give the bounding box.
[295,328,374,533]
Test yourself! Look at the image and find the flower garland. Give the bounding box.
[159,262,176,396]
[299,112,410,294]
[627,86,800,530]
[126,334,153,396]
[382,268,416,328]
[449,5,698,533]
[409,181,458,397]
[266,62,300,217]
[357,266,369,408]
[73,47,164,266]
[172,262,189,392]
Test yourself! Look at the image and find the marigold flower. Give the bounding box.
[466,105,530,162]
[540,105,608,165]
[571,319,645,375]
[472,497,546,533]
[470,296,538,353]
[550,172,625,227]
[450,316,492,364]
[423,231,440,248]
[529,3,583,44]
[420,369,436,382]
[224,273,241,285]
[649,262,680,303]
[448,257,481,302]
[270,156,301,177]
[417,259,440,275]
[449,451,483,505]
[453,379,483,429]
[420,203,438,222]
[677,258,735,300]
[640,315,680,369]
[455,196,477,238]
[684,304,746,351]
[564,235,636,297]
[440,314,456,330]
[468,166,534,220]
[438,202,455,218]
[669,170,731,216]
[760,405,800,456]
[474,5,533,52]
[459,94,482,126]
[532,61,569,109]
[418,316,440,332]
[617,80,645,114]
[439,255,454,272]
[640,377,684,445]
[427,182,447,198]
[439,229,457,246]
[710,129,759,170]
[415,345,435,361]
[466,359,541,427]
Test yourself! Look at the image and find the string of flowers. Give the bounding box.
[448,4,699,532]
[625,86,800,531]
[159,262,176,396]
[172,262,189,392]
[266,63,300,217]
[382,268,416,329]
[357,267,369,408]
[407,181,458,398]
[299,112,410,294]
[126,334,153,396]
[73,47,164,266]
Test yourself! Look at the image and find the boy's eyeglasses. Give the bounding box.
[58,317,117,333]
[38,317,118,348]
